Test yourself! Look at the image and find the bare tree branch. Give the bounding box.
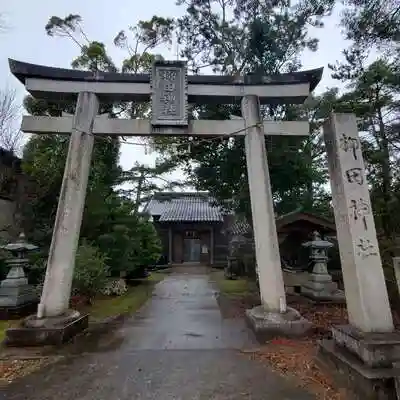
[0,87,22,153]
[0,13,9,33]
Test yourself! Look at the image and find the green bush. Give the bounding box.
[97,215,161,278]
[73,242,110,299]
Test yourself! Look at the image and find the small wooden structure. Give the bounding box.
[226,209,337,271]
[144,192,229,266]
[276,210,336,270]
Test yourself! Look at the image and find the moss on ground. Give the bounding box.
[0,319,20,343]
[0,321,9,343]
[146,270,169,283]
[210,270,257,297]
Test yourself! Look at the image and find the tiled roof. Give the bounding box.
[226,209,336,236]
[145,197,170,216]
[229,220,251,236]
[145,192,224,222]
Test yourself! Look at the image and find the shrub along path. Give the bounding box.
[2,266,313,399]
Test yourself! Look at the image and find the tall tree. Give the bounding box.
[176,0,333,74]
[153,0,334,217]
[21,14,167,273]
[22,15,121,244]
[330,50,400,239]
[119,159,185,213]
[114,15,174,119]
[340,0,400,56]
[0,87,22,153]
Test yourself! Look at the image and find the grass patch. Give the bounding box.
[210,270,257,297]
[88,272,166,321]
[145,270,169,283]
[0,321,9,343]
[0,320,21,343]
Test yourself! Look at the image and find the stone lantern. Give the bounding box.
[0,233,39,319]
[300,231,345,303]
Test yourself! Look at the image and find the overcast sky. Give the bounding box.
[0,0,349,182]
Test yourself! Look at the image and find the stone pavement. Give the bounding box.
[2,266,314,399]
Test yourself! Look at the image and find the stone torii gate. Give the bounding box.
[8,59,322,343]
[7,60,400,394]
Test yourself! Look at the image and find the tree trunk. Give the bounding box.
[303,141,314,210]
[133,172,145,214]
[377,107,392,239]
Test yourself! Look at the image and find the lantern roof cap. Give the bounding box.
[1,233,38,252]
[302,231,333,248]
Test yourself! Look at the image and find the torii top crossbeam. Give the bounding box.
[9,59,323,105]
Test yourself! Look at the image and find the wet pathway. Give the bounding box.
[3,267,313,399]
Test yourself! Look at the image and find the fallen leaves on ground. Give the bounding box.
[242,298,350,399]
[251,338,347,400]
[216,293,260,319]
[0,357,58,385]
[287,296,349,339]
[218,283,400,399]
[253,302,349,399]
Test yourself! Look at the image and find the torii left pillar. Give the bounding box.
[6,92,98,346]
[241,95,311,339]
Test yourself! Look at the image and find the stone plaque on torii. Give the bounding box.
[151,60,188,127]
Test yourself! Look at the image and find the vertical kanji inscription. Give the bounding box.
[151,61,188,127]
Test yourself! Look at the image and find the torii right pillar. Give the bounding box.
[241,94,312,339]
[320,113,400,400]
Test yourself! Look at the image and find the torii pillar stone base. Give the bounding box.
[5,92,98,346]
[318,114,400,400]
[241,95,311,340]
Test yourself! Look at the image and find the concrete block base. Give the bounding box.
[301,289,346,304]
[245,305,312,342]
[4,310,89,346]
[318,339,398,399]
[0,301,39,320]
[332,325,400,368]
[316,325,400,399]
[301,274,346,304]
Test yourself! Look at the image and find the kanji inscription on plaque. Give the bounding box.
[151,60,188,127]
